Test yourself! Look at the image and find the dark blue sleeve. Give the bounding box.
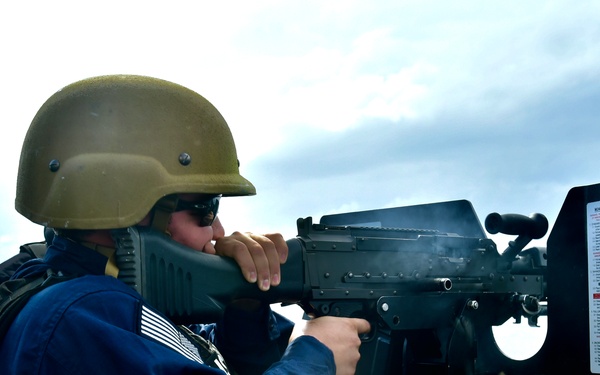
[265,336,335,375]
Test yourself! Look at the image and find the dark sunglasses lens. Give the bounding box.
[197,197,219,227]
[176,196,220,227]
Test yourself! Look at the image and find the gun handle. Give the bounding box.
[355,326,394,375]
[485,212,548,239]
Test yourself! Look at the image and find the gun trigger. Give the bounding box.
[359,322,376,342]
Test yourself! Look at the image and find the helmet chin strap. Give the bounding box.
[79,241,119,278]
[55,229,121,278]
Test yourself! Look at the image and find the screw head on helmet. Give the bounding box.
[16,75,256,229]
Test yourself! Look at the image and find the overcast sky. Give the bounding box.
[3,0,598,258]
[1,0,597,360]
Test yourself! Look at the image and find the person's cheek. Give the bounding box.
[168,212,214,251]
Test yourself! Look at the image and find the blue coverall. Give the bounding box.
[0,235,335,374]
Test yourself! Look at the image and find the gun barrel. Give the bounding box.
[434,278,452,291]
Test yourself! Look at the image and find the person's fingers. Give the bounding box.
[214,231,286,290]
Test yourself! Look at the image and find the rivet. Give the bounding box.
[48,159,60,172]
[179,152,192,166]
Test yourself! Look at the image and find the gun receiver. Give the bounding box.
[290,217,546,374]
[114,202,547,375]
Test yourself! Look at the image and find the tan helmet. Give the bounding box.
[15,75,256,229]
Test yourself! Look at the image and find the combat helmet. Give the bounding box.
[15,75,255,230]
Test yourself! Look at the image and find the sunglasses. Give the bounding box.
[173,195,221,227]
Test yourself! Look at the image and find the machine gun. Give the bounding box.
[114,198,550,374]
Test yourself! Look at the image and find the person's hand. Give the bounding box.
[291,316,371,375]
[214,232,288,291]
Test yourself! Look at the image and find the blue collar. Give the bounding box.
[12,235,110,279]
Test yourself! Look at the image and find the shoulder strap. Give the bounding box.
[20,241,48,259]
[0,241,47,284]
[178,325,231,373]
[0,269,72,340]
